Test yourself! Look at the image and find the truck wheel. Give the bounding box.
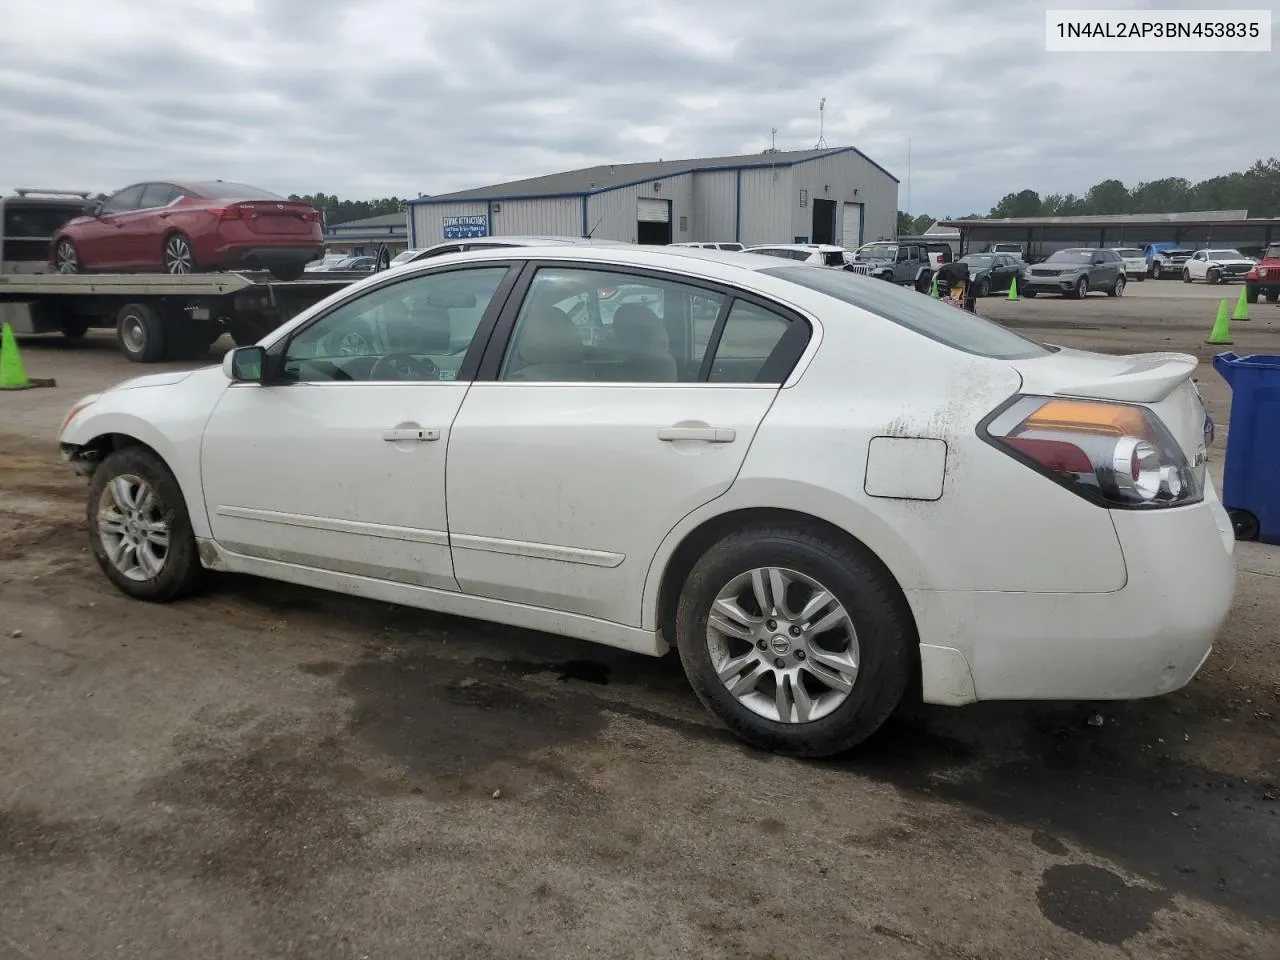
[1152,263,1163,279]
[165,314,222,361]
[116,303,166,363]
[1246,284,1260,304]
[62,317,90,339]
[1267,289,1279,304]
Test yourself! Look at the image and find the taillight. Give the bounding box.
[300,210,319,222]
[982,395,1201,508]
[209,207,245,220]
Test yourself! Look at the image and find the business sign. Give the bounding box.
[442,215,488,239]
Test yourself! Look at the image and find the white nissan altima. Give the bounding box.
[57,244,1236,757]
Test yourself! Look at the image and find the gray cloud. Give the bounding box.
[0,0,1275,216]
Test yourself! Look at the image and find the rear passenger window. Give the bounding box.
[708,301,793,383]
[139,183,176,209]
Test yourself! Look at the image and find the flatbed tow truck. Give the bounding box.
[0,186,370,362]
[0,270,367,362]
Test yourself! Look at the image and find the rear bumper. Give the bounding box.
[210,245,324,269]
[911,483,1236,705]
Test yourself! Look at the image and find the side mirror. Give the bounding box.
[223,345,266,383]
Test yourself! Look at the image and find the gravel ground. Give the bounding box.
[1,281,1277,960]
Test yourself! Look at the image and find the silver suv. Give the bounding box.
[1023,247,1126,299]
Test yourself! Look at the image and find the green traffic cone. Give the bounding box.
[929,274,939,298]
[1206,299,1232,345]
[0,322,31,390]
[1007,276,1019,301]
[1233,286,1250,321]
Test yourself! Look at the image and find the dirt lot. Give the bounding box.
[1,282,1277,960]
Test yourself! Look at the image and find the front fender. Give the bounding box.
[59,369,230,538]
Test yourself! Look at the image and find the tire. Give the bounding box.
[1108,275,1125,297]
[115,302,166,363]
[1022,289,1037,298]
[86,446,203,602]
[976,277,990,297]
[1246,284,1260,304]
[165,314,223,361]
[162,233,196,275]
[1152,263,1163,279]
[1207,268,1221,285]
[55,238,81,274]
[270,262,305,282]
[674,526,914,757]
[1183,269,1192,283]
[1228,509,1259,542]
[1135,274,1145,282]
[1267,289,1279,304]
[876,271,894,283]
[1068,277,1088,299]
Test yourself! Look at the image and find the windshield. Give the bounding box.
[961,255,994,267]
[857,243,897,259]
[1046,250,1093,264]
[1208,250,1245,260]
[762,266,1050,360]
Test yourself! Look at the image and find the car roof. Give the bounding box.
[747,243,843,252]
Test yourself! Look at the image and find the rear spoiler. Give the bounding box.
[1052,353,1198,404]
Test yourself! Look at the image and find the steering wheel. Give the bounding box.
[370,352,439,381]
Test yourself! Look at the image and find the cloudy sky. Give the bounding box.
[1,0,1275,217]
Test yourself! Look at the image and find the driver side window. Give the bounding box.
[281,265,511,383]
[100,185,146,215]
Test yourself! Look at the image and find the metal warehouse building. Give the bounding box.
[406,146,898,251]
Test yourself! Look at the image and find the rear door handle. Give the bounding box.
[657,426,736,443]
[382,427,440,442]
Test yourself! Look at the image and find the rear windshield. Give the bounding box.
[762,266,1051,360]
[184,181,285,201]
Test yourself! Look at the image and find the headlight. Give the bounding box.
[59,394,100,435]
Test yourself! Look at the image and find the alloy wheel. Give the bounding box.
[164,236,193,274]
[56,241,79,274]
[706,566,860,724]
[96,474,170,582]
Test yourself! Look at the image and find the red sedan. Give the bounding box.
[51,180,324,281]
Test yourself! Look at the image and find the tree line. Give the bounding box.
[898,156,1279,235]
[285,193,409,225]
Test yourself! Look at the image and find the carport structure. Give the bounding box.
[939,211,1280,261]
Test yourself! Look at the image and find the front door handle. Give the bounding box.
[382,427,440,442]
[657,425,736,443]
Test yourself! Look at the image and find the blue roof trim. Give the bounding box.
[406,146,898,207]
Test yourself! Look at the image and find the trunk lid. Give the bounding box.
[232,200,320,236]
[1012,347,1208,485]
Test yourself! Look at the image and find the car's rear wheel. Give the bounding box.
[55,239,80,274]
[675,525,914,757]
[163,233,196,274]
[116,302,166,363]
[1108,275,1125,297]
[87,446,203,602]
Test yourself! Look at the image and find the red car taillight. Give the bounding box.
[300,210,319,222]
[981,395,1201,509]
[209,207,246,220]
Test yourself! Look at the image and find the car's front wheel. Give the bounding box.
[87,446,203,602]
[55,238,80,274]
[976,277,991,297]
[1069,276,1088,299]
[1183,269,1192,283]
[1207,268,1221,285]
[675,525,914,757]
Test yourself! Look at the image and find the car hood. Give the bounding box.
[1209,258,1255,265]
[106,369,202,393]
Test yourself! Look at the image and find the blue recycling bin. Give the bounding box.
[1212,351,1280,543]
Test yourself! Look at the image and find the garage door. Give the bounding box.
[841,202,864,248]
[637,198,670,223]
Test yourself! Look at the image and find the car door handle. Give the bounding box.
[657,426,736,443]
[382,427,440,442]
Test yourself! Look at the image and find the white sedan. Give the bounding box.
[57,245,1236,757]
[1182,249,1258,284]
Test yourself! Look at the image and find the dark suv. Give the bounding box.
[1023,247,1126,299]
